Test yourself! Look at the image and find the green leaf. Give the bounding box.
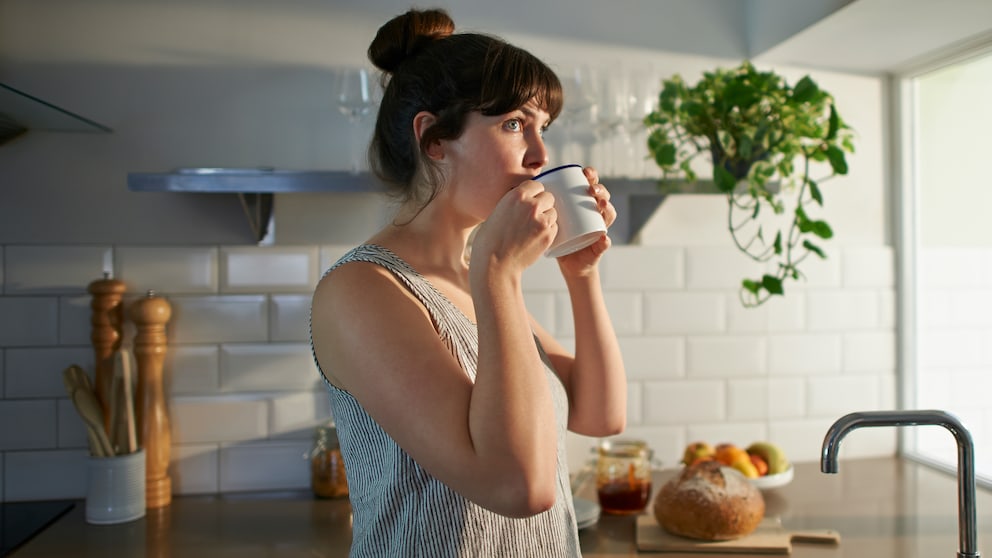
[773,231,782,255]
[803,240,826,259]
[654,143,677,167]
[826,105,839,141]
[713,164,737,193]
[808,180,823,206]
[792,76,819,104]
[742,279,761,294]
[761,274,784,295]
[812,221,834,239]
[825,145,849,175]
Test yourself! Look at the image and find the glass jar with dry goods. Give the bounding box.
[595,438,653,515]
[309,422,348,499]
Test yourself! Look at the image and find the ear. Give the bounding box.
[413,111,444,160]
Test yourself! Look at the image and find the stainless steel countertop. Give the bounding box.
[11,457,992,557]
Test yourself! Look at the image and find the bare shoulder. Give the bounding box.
[310,259,433,386]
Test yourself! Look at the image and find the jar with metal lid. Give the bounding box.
[309,422,348,499]
[595,438,653,515]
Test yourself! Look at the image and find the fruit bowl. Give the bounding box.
[748,464,794,490]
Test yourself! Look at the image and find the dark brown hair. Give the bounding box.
[366,8,563,207]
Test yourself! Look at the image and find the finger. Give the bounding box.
[583,166,599,186]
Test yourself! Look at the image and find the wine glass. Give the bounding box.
[557,64,599,165]
[336,67,379,173]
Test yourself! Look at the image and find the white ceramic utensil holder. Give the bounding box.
[86,449,146,524]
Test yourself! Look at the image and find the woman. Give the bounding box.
[309,8,626,557]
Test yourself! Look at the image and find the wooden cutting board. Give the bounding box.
[636,515,840,554]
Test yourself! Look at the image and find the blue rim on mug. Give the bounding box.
[535,164,582,180]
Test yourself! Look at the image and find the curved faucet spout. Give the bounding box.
[821,410,979,558]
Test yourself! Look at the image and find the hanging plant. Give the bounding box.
[644,61,855,307]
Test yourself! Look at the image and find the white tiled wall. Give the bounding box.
[0,242,897,501]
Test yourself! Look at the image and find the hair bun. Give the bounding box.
[368,8,455,73]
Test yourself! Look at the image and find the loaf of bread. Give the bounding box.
[653,460,765,541]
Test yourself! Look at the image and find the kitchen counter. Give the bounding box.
[10,457,992,557]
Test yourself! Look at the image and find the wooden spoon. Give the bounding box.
[69,379,115,457]
[62,365,105,456]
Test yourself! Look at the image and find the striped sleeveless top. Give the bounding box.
[310,244,581,558]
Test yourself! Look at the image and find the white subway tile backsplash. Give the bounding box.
[4,347,93,398]
[117,246,218,294]
[219,441,310,492]
[643,380,725,424]
[601,246,683,290]
[686,336,766,377]
[767,378,806,419]
[318,245,355,274]
[58,296,94,346]
[0,400,57,450]
[4,449,88,501]
[171,444,220,495]
[523,292,556,335]
[843,331,896,373]
[644,292,725,335]
[168,295,268,344]
[221,246,318,293]
[3,246,112,294]
[807,291,880,331]
[168,345,221,394]
[920,290,951,329]
[785,251,842,289]
[626,381,643,425]
[727,379,771,421]
[0,297,58,347]
[842,247,894,287]
[57,399,89,449]
[269,392,331,440]
[221,344,320,392]
[768,419,839,463]
[613,425,685,469]
[557,291,642,337]
[619,337,684,380]
[878,289,896,329]
[918,330,984,368]
[522,256,567,290]
[807,375,881,417]
[726,293,805,332]
[685,246,762,290]
[171,396,268,444]
[270,295,312,342]
[768,334,842,375]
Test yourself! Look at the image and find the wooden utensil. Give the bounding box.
[110,349,138,455]
[636,514,840,554]
[65,369,115,458]
[62,365,105,457]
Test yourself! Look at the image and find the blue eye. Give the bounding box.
[504,119,522,132]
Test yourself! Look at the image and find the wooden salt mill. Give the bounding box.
[131,290,173,509]
[87,273,127,432]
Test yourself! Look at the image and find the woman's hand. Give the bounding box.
[556,166,616,276]
[471,180,558,276]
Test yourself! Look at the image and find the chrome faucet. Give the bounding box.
[821,410,980,558]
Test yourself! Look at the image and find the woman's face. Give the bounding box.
[438,100,551,222]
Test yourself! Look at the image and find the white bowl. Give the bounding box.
[749,464,794,489]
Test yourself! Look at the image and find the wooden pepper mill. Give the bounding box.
[131,290,173,509]
[88,273,127,432]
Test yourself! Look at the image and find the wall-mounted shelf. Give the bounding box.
[0,82,113,145]
[127,168,718,244]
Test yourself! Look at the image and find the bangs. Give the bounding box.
[477,43,563,121]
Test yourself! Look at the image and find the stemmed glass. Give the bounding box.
[556,65,599,165]
[336,67,380,174]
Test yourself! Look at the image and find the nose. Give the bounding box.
[525,129,549,170]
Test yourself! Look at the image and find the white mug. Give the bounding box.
[537,164,607,258]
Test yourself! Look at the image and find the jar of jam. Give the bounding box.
[309,422,348,499]
[595,438,653,515]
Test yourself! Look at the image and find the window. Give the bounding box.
[899,44,992,486]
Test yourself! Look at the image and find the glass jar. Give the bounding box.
[595,438,652,515]
[309,422,348,499]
